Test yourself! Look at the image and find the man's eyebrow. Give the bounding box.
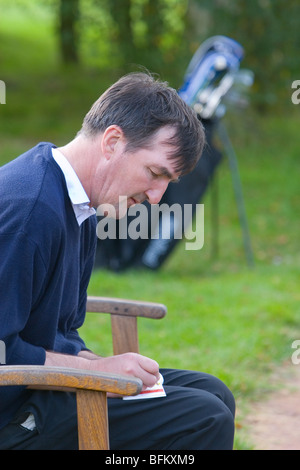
[157,166,180,183]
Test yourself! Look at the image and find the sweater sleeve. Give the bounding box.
[0,232,46,365]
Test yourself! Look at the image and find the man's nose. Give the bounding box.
[145,181,169,205]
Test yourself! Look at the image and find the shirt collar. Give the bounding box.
[52,148,96,226]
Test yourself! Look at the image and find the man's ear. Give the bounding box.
[101,125,125,160]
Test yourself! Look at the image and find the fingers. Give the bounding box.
[136,354,160,387]
[91,353,160,389]
[119,353,159,388]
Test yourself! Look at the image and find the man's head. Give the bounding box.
[79,72,205,177]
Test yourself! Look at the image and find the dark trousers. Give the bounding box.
[0,369,235,450]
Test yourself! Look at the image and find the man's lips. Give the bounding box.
[128,196,146,206]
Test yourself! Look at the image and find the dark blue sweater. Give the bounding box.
[0,142,97,429]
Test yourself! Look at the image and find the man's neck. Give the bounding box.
[57,134,102,205]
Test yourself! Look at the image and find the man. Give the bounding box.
[0,72,235,449]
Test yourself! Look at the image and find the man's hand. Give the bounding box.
[90,353,160,389]
[45,350,160,395]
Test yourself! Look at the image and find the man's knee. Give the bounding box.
[202,373,236,417]
[205,399,235,449]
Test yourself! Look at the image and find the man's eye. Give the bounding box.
[149,169,159,178]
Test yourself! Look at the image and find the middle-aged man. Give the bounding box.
[0,72,235,450]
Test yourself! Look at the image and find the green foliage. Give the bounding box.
[82,0,190,82]
[1,0,298,104]
[0,0,190,85]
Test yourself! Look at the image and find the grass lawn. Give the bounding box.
[1,4,299,449]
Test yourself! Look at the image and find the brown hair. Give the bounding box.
[80,72,205,175]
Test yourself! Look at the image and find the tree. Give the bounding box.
[108,0,188,82]
[59,0,80,63]
[108,0,135,70]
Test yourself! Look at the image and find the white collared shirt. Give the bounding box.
[52,148,96,226]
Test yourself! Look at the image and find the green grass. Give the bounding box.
[1,4,299,449]
[85,264,300,396]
